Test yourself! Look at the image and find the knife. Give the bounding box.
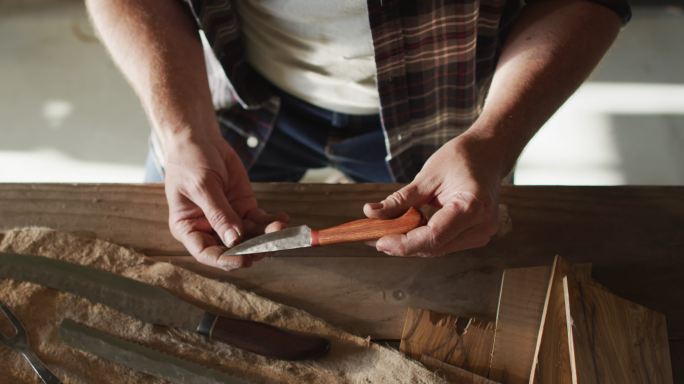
[59,319,249,384]
[222,207,425,256]
[0,253,330,360]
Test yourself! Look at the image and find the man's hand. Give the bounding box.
[364,0,622,257]
[165,134,287,270]
[364,134,502,257]
[85,0,289,269]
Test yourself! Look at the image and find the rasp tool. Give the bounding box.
[59,319,249,384]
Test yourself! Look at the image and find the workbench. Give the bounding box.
[1,183,682,379]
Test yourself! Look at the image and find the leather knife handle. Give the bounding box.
[311,207,424,246]
[197,313,330,360]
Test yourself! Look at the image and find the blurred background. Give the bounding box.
[1,0,682,185]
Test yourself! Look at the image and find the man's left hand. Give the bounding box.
[364,133,504,257]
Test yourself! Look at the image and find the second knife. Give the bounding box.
[0,253,330,361]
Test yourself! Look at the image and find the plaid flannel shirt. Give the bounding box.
[182,0,630,182]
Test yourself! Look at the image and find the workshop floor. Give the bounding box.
[1,2,683,185]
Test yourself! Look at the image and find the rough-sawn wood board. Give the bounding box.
[0,183,682,368]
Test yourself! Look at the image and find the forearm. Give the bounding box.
[464,0,621,178]
[86,0,219,149]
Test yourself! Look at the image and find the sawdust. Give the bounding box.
[0,227,445,384]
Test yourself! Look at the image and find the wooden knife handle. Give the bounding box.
[197,313,330,360]
[312,207,424,246]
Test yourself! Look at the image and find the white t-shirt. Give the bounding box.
[234,0,380,115]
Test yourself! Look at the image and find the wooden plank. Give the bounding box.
[400,308,466,363]
[155,255,502,339]
[420,355,500,384]
[1,184,682,261]
[460,318,495,377]
[399,308,494,377]
[489,266,551,384]
[564,277,673,384]
[530,256,574,384]
[489,264,591,384]
[0,183,377,255]
[0,184,683,358]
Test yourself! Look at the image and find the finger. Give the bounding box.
[264,220,287,233]
[435,219,499,255]
[243,218,288,238]
[243,209,289,237]
[188,178,244,247]
[238,220,288,264]
[249,220,288,261]
[363,183,427,219]
[374,228,434,257]
[176,229,250,271]
[183,216,213,233]
[242,220,259,238]
[375,202,474,256]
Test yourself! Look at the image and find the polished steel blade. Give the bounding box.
[0,253,204,331]
[221,226,312,256]
[59,319,248,384]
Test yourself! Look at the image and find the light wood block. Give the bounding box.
[489,263,591,384]
[530,256,574,384]
[489,266,551,384]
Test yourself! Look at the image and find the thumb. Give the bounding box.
[364,183,424,219]
[189,178,244,248]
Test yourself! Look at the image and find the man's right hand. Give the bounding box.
[85,0,286,269]
[164,134,287,271]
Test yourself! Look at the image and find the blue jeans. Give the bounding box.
[145,91,393,183]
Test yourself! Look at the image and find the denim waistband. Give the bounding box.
[274,88,380,129]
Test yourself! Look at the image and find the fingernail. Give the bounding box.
[367,202,383,210]
[219,258,242,270]
[219,263,238,271]
[224,228,240,247]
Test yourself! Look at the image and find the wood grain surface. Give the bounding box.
[489,264,592,384]
[460,318,496,377]
[151,253,503,339]
[315,206,423,246]
[400,308,469,364]
[564,277,673,384]
[530,256,574,384]
[489,266,551,384]
[0,184,682,354]
[399,308,494,377]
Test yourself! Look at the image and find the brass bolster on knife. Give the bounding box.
[196,313,219,337]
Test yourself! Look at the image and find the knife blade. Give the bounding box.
[223,207,424,256]
[59,319,249,384]
[0,253,330,360]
